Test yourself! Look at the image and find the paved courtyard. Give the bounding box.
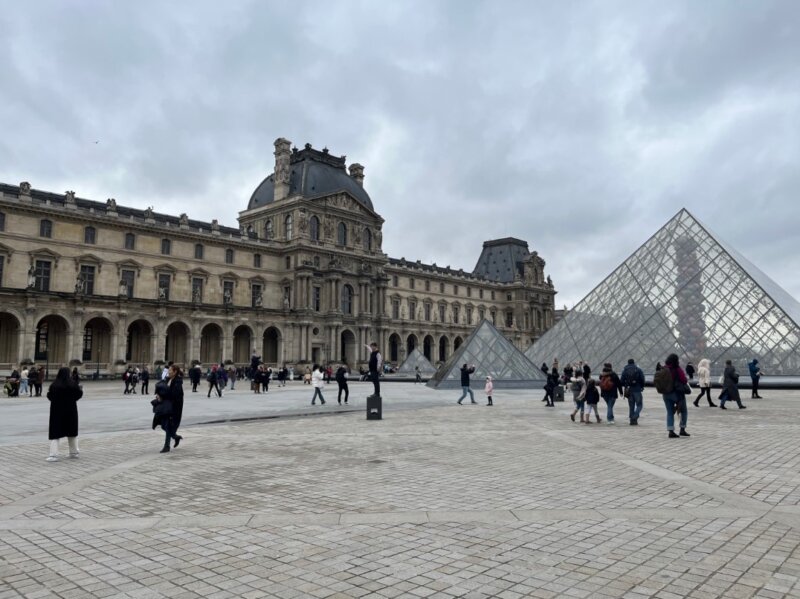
[2,383,800,598]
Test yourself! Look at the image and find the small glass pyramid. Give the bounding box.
[396,348,437,375]
[526,209,800,376]
[427,319,546,389]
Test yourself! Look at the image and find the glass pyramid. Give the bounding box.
[396,348,437,375]
[526,209,800,376]
[427,319,546,389]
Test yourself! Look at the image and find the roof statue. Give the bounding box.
[427,319,545,389]
[396,348,436,376]
[526,208,800,376]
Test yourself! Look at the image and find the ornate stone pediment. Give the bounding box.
[326,193,376,218]
[74,253,104,272]
[29,248,60,266]
[187,267,211,281]
[116,259,144,276]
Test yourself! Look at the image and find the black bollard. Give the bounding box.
[367,395,382,420]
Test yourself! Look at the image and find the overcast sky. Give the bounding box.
[2,0,798,306]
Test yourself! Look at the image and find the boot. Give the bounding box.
[708,400,717,407]
[595,413,601,423]
[668,431,679,438]
[579,414,585,423]
[570,412,576,422]
[680,428,690,437]
[693,398,700,407]
[738,403,746,409]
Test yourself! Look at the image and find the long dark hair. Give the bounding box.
[49,367,76,391]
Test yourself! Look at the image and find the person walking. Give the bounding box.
[164,364,184,451]
[262,366,271,393]
[335,364,349,405]
[189,363,200,393]
[140,367,150,395]
[583,379,601,423]
[311,364,326,405]
[277,365,286,388]
[485,376,494,406]
[748,359,763,398]
[544,367,559,407]
[415,366,421,384]
[582,363,591,381]
[304,366,312,385]
[620,358,645,425]
[29,365,41,397]
[721,360,746,410]
[366,343,383,398]
[46,367,82,461]
[207,365,223,398]
[654,353,690,438]
[598,363,623,424]
[227,365,236,391]
[693,359,716,407]
[686,362,696,381]
[456,363,476,405]
[569,371,586,422]
[19,366,29,397]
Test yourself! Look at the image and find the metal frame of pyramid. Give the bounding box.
[427,319,546,389]
[396,348,437,375]
[526,208,800,377]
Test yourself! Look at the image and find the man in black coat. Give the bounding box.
[335,365,349,405]
[366,343,382,398]
[457,364,476,405]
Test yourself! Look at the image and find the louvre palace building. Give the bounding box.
[0,138,556,376]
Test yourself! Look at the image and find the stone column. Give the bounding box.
[154,319,167,364]
[222,321,233,363]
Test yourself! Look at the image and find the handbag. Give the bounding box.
[623,387,631,398]
[680,382,692,395]
[718,374,724,385]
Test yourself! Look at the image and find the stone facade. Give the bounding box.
[0,139,555,376]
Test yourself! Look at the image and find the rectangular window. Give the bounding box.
[507,293,513,301]
[438,305,445,322]
[285,256,291,269]
[506,311,514,327]
[192,278,204,303]
[121,269,135,299]
[158,273,171,300]
[223,280,234,304]
[0,212,5,232]
[161,239,171,255]
[254,253,262,268]
[125,233,135,250]
[0,256,4,286]
[34,260,51,292]
[226,249,234,264]
[491,290,496,300]
[424,303,431,321]
[369,291,374,314]
[439,282,444,293]
[491,310,497,325]
[194,244,204,260]
[467,287,472,298]
[409,301,417,320]
[392,299,399,319]
[82,326,93,362]
[84,227,96,244]
[251,284,263,308]
[410,278,415,290]
[479,289,484,299]
[425,280,430,291]
[454,285,459,295]
[79,265,96,295]
[39,219,52,238]
[453,307,460,324]
[312,286,321,311]
[479,308,485,321]
[466,307,472,324]
[393,275,398,287]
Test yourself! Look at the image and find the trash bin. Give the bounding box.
[554,385,565,402]
[367,395,382,420]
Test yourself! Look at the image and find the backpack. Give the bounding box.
[207,371,216,382]
[653,368,674,394]
[599,375,614,393]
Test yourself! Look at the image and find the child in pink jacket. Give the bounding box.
[485,376,494,406]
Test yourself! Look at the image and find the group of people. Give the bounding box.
[3,365,45,398]
[308,343,384,406]
[122,366,150,395]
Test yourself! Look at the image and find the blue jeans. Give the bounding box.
[458,386,475,403]
[627,390,643,420]
[603,396,616,421]
[662,393,688,431]
[19,380,28,395]
[312,388,325,404]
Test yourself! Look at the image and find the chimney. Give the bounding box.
[349,163,365,186]
[273,137,292,201]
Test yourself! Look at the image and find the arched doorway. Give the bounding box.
[233,325,252,364]
[35,315,69,365]
[263,327,280,364]
[200,323,222,365]
[127,320,152,365]
[165,321,190,366]
[454,336,463,351]
[423,335,434,362]
[406,334,418,355]
[438,335,449,363]
[82,317,112,365]
[389,333,401,363]
[0,313,20,365]
[340,329,356,365]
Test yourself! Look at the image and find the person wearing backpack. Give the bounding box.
[569,372,586,422]
[620,358,645,425]
[655,353,690,438]
[206,365,222,398]
[598,363,623,424]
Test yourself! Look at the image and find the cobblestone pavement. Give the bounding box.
[2,385,800,598]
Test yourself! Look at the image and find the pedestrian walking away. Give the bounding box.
[140,367,150,395]
[456,363,476,404]
[720,359,746,410]
[311,364,326,405]
[620,358,645,425]
[654,353,691,438]
[485,376,494,406]
[599,363,623,423]
[693,358,716,407]
[335,364,349,405]
[569,371,586,422]
[748,358,763,398]
[46,367,82,461]
[206,365,222,398]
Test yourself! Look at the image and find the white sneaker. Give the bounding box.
[607,420,615,425]
[46,456,58,462]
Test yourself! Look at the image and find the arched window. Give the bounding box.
[285,214,293,240]
[264,219,273,240]
[337,222,347,246]
[363,228,371,251]
[341,284,354,314]
[310,216,320,241]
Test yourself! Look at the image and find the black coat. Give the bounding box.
[47,382,82,439]
[168,376,185,430]
[460,366,475,386]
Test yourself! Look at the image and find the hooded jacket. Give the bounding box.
[697,359,711,388]
[484,377,493,394]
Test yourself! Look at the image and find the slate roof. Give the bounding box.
[471,238,530,283]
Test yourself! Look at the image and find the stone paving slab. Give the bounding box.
[1,385,800,598]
